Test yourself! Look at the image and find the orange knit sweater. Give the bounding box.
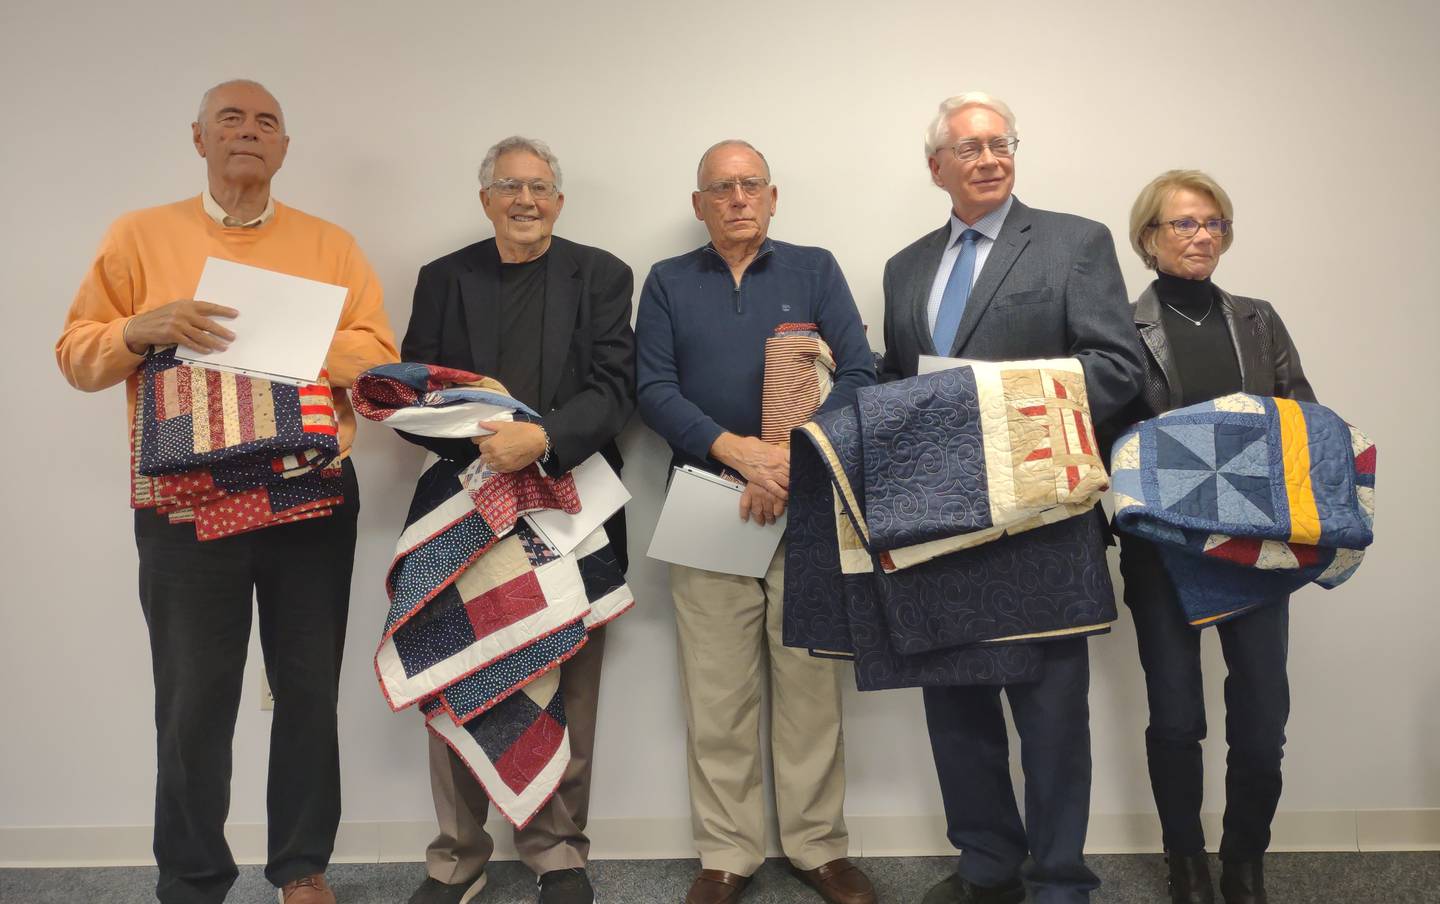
[56,195,399,457]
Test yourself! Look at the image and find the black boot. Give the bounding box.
[1167,852,1215,903]
[1220,859,1267,904]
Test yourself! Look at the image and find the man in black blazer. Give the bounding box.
[399,136,635,904]
[881,95,1144,904]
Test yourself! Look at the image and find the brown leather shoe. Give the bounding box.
[278,873,336,904]
[790,858,877,904]
[685,868,751,904]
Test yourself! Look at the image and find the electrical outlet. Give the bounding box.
[260,666,275,711]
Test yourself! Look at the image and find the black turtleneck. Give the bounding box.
[1154,271,1241,407]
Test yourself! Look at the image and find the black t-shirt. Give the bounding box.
[497,254,547,410]
[1155,271,1241,407]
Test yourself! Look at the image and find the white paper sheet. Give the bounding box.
[917,354,982,375]
[646,466,786,577]
[525,454,632,556]
[176,257,348,384]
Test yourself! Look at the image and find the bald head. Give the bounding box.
[696,139,770,189]
[196,79,285,134]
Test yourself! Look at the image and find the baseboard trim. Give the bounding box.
[3,809,1436,868]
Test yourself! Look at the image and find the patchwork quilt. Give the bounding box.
[1112,393,1376,626]
[356,364,633,827]
[783,359,1116,689]
[130,349,345,539]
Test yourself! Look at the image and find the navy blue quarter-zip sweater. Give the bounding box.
[636,238,876,471]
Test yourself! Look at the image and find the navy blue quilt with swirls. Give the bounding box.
[783,374,1116,689]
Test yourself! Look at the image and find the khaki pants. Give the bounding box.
[424,627,606,881]
[671,543,850,876]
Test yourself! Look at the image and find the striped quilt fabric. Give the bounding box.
[138,348,338,476]
[761,323,835,446]
[1111,393,1376,626]
[356,364,634,827]
[130,349,345,540]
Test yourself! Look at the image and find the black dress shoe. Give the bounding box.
[1220,859,1267,904]
[1166,852,1215,904]
[920,872,1025,904]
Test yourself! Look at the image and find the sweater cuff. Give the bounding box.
[685,421,727,465]
[109,317,147,366]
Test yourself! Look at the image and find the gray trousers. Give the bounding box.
[425,627,607,880]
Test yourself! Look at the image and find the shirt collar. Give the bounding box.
[948,194,1013,246]
[203,189,275,228]
[703,236,775,266]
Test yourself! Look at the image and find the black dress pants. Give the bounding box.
[923,637,1100,903]
[1119,535,1290,862]
[134,461,359,904]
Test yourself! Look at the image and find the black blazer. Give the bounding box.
[401,235,637,567]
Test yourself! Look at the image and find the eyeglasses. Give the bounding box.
[698,177,771,198]
[1151,217,1232,238]
[486,178,559,200]
[944,137,1019,161]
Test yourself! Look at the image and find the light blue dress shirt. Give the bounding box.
[925,195,1015,335]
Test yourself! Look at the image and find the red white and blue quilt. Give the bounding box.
[356,363,632,827]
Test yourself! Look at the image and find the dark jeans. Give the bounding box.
[923,637,1099,903]
[1119,536,1290,862]
[134,460,359,904]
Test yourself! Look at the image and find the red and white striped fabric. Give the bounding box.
[760,323,835,447]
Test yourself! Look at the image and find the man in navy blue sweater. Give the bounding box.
[635,140,877,904]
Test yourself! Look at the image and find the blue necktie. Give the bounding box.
[932,228,982,356]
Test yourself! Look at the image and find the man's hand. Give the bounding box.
[474,420,547,473]
[710,433,790,499]
[738,482,787,525]
[124,300,239,355]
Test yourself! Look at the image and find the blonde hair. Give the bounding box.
[1129,169,1235,270]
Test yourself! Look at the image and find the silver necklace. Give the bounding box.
[1163,296,1214,326]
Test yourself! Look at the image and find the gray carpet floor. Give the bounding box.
[3,854,1438,904]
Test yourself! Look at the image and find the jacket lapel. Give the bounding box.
[539,240,581,412]
[1217,288,1263,393]
[1135,284,1182,407]
[950,198,1031,356]
[458,241,502,377]
[909,223,951,356]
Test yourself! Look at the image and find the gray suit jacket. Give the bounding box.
[879,197,1144,426]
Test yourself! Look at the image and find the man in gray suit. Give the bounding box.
[880,93,1144,904]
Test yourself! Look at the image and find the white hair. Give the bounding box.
[195,79,283,132]
[924,92,1017,158]
[478,136,563,189]
[695,139,771,188]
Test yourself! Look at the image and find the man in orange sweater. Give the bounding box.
[55,79,398,904]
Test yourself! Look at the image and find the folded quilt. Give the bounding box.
[783,359,1116,689]
[357,364,633,827]
[353,362,540,439]
[1112,393,1376,626]
[138,348,338,476]
[761,323,835,446]
[130,349,344,540]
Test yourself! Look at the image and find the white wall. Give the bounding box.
[2,0,1436,861]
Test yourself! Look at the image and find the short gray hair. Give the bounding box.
[196,79,284,132]
[695,139,771,189]
[478,136,563,189]
[924,92,1017,158]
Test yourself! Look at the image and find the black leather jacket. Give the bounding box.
[1125,281,1315,422]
